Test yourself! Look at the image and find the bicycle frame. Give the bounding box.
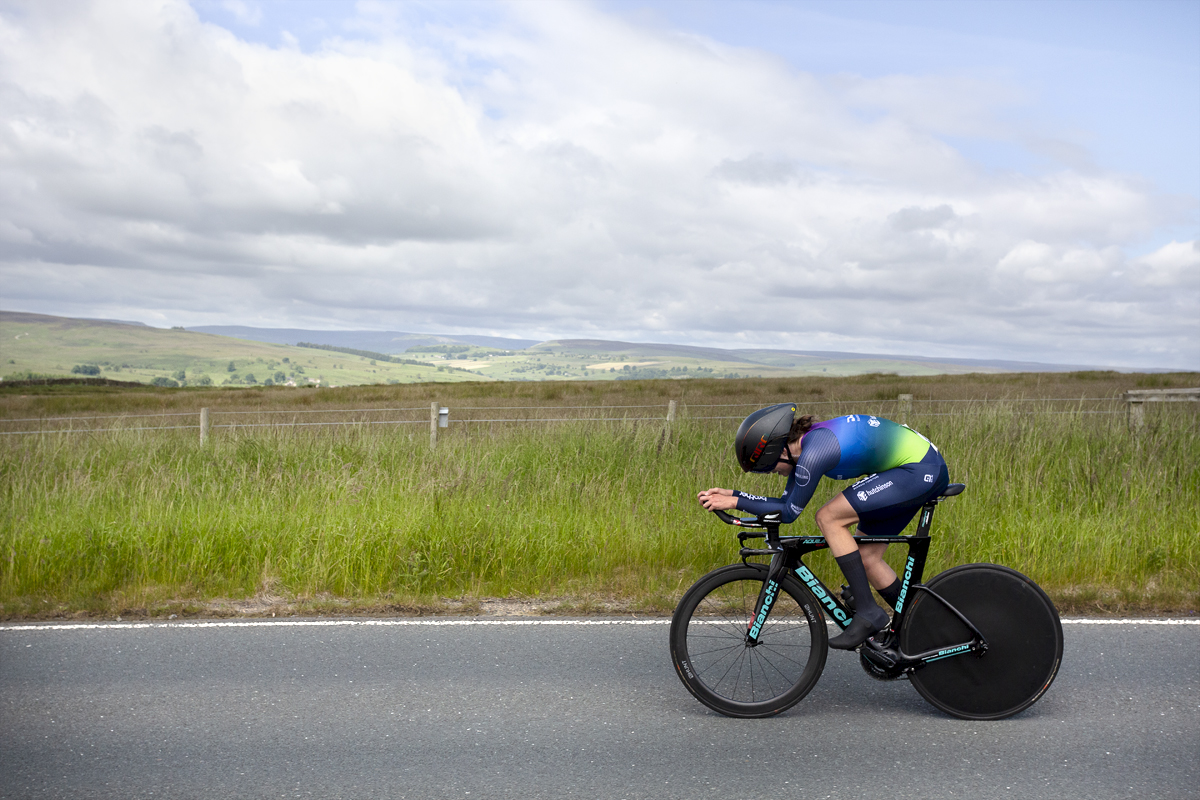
[717,495,988,675]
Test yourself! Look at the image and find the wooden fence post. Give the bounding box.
[1123,388,1199,432]
[898,394,913,425]
[1126,398,1145,432]
[200,407,209,444]
[667,400,676,423]
[430,402,438,449]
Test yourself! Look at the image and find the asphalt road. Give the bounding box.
[1,618,1197,800]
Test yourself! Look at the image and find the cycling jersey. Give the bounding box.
[733,415,943,525]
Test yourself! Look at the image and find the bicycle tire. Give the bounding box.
[669,563,828,718]
[901,563,1063,720]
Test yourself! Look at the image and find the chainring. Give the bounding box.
[859,648,906,681]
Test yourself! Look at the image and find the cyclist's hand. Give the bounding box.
[697,488,737,512]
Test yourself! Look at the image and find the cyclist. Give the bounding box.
[697,404,949,650]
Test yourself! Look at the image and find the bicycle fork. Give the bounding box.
[745,551,797,646]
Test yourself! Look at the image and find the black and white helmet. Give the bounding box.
[735,403,796,473]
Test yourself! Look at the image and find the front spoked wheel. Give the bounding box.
[669,563,828,718]
[901,563,1063,720]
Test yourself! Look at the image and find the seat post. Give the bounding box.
[915,483,964,538]
[914,501,937,537]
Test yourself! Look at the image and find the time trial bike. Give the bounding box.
[669,483,1063,720]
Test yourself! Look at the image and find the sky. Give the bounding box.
[0,0,1197,368]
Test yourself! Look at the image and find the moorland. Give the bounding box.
[2,310,1127,389]
[2,370,1196,619]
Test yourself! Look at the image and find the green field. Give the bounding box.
[1,311,493,387]
[3,311,1033,388]
[2,371,1197,619]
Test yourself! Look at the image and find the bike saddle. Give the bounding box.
[939,483,966,498]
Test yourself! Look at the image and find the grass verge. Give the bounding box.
[2,375,1197,618]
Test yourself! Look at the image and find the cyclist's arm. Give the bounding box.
[733,427,841,523]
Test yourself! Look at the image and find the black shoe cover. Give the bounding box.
[828,610,888,650]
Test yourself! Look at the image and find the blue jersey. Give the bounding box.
[734,415,939,523]
[808,415,933,480]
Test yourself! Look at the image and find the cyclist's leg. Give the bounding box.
[816,495,889,649]
[859,542,896,590]
[840,543,899,612]
[853,456,949,610]
[827,456,948,647]
[858,508,918,609]
[814,493,858,556]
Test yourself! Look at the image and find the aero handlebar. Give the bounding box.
[711,508,782,529]
[711,508,784,550]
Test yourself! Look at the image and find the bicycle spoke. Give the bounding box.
[672,567,827,716]
[752,646,807,686]
[752,642,812,670]
[688,596,813,702]
[717,647,751,698]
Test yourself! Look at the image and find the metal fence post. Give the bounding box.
[898,394,913,425]
[430,402,438,449]
[200,407,209,444]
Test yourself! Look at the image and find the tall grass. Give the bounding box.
[1,400,1197,617]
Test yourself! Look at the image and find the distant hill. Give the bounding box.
[730,348,1105,373]
[535,339,1108,374]
[3,311,1172,387]
[188,326,540,353]
[530,339,760,363]
[0,311,493,387]
[207,329,1113,373]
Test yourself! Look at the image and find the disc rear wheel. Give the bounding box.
[901,563,1062,720]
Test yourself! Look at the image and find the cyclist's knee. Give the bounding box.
[815,497,856,533]
[814,505,839,536]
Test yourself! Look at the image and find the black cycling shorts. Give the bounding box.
[843,448,950,537]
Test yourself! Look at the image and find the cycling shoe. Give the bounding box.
[828,609,888,651]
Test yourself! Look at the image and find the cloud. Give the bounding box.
[888,205,958,232]
[0,0,1195,368]
[1132,240,1200,288]
[220,0,261,27]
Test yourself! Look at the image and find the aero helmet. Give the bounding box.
[735,403,797,473]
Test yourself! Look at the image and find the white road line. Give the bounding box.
[1060,619,1200,624]
[1,619,673,631]
[1,617,1197,632]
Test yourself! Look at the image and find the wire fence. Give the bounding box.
[2,392,1195,438]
